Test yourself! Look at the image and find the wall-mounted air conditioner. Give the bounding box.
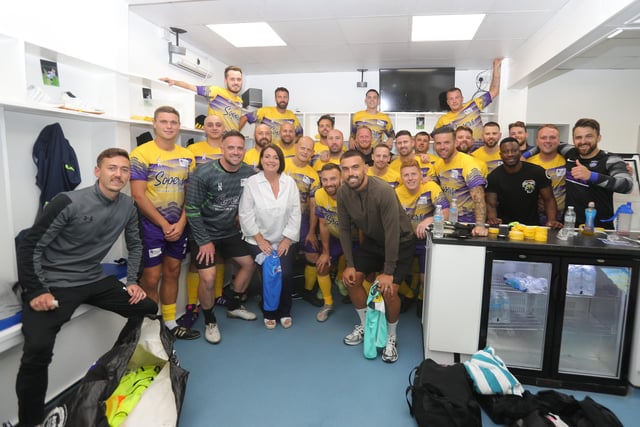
[169,46,210,79]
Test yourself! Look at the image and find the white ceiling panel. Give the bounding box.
[129,0,640,75]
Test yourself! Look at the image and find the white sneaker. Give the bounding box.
[227,305,257,321]
[204,322,221,344]
[316,305,333,322]
[382,335,398,363]
[26,85,63,108]
[343,324,364,345]
[61,91,104,114]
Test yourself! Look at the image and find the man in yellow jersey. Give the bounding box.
[389,130,434,180]
[278,121,297,159]
[314,163,347,322]
[472,122,503,173]
[240,87,303,145]
[130,106,199,339]
[284,137,322,307]
[509,120,533,153]
[311,114,335,164]
[350,89,395,148]
[526,124,566,222]
[188,114,224,168]
[368,144,400,188]
[433,58,503,151]
[415,131,431,155]
[432,127,488,237]
[160,65,244,130]
[314,129,346,172]
[244,123,272,169]
[454,125,475,154]
[396,159,450,312]
[354,126,374,166]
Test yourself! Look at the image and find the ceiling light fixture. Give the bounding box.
[207,22,286,47]
[412,14,485,41]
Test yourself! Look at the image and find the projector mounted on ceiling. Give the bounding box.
[356,68,368,88]
[167,26,210,79]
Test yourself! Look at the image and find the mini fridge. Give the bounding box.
[479,250,638,395]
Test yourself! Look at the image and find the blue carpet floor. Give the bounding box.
[174,296,640,426]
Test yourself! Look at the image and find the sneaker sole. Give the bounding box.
[382,355,398,363]
[343,338,363,346]
[226,312,257,321]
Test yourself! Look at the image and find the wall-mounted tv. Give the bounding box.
[379,68,455,112]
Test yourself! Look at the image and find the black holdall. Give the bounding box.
[406,358,481,427]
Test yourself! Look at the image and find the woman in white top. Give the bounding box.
[239,144,301,329]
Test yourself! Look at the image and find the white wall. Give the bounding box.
[245,69,488,114]
[527,69,640,154]
[0,0,129,70]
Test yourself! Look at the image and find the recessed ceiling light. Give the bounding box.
[412,14,485,41]
[207,22,286,47]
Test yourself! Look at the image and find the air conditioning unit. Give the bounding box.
[168,45,210,78]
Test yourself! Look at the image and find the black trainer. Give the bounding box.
[170,325,200,340]
[302,290,324,307]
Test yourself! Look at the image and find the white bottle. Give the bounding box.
[449,198,458,224]
[564,206,576,236]
[433,204,444,238]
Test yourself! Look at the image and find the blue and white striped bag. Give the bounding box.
[464,346,524,395]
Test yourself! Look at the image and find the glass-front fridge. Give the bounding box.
[481,255,553,370]
[480,250,638,394]
[556,262,632,379]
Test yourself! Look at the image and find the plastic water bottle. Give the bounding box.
[500,291,511,323]
[582,265,597,296]
[489,289,503,323]
[503,272,530,291]
[449,198,458,224]
[566,264,581,295]
[433,204,444,238]
[564,206,576,236]
[582,201,596,236]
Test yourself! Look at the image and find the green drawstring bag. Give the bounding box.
[364,281,387,359]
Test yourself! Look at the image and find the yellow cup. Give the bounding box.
[534,226,548,242]
[509,230,524,241]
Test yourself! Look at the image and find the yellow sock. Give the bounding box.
[317,274,333,306]
[215,264,225,298]
[399,281,415,299]
[304,264,317,291]
[162,303,177,322]
[186,272,199,305]
[410,258,420,292]
[363,279,373,295]
[337,256,346,279]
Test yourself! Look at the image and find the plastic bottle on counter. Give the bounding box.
[449,198,458,224]
[433,204,444,238]
[582,201,596,236]
[564,206,576,236]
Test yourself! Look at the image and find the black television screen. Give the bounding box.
[379,68,455,112]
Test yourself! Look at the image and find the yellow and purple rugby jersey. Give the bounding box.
[311,142,345,165]
[245,107,303,145]
[243,147,261,170]
[277,143,297,160]
[389,155,436,180]
[314,187,340,239]
[528,153,567,212]
[368,167,401,188]
[195,85,243,131]
[284,159,320,217]
[313,157,341,173]
[471,148,503,174]
[187,141,222,168]
[396,182,449,232]
[434,92,492,150]
[350,110,394,146]
[130,141,195,224]
[432,152,486,223]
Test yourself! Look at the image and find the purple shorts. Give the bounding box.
[141,217,188,267]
